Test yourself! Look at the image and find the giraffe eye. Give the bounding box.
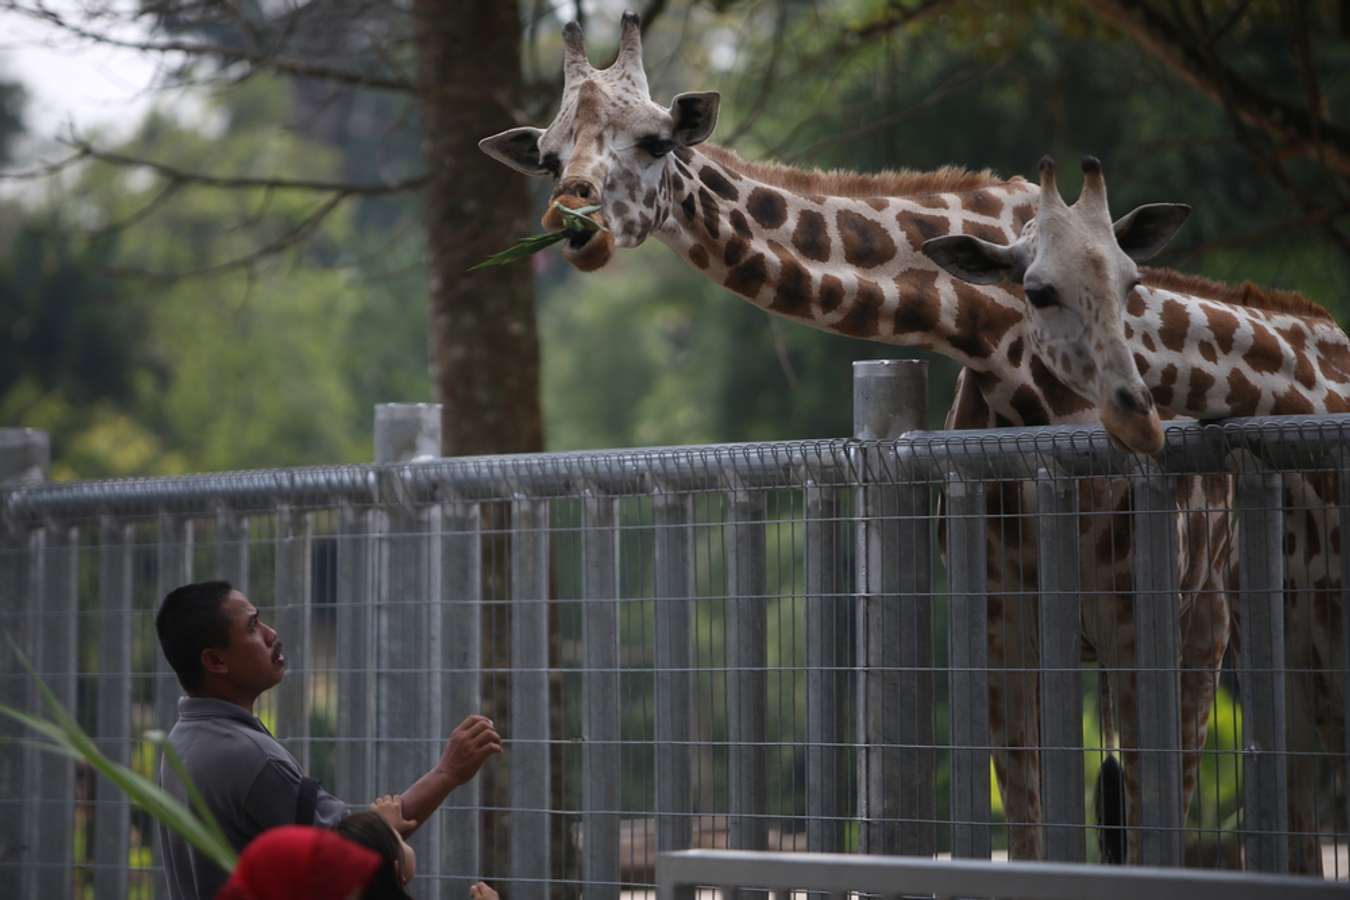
[1026,284,1059,308]
[638,135,674,157]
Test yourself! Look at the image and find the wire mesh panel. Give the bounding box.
[1,418,1349,898]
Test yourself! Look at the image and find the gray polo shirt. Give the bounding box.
[158,696,348,900]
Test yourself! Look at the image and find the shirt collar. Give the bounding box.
[177,695,265,730]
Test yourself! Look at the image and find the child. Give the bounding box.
[337,795,498,900]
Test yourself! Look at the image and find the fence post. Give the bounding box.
[0,429,46,900]
[274,506,312,770]
[582,487,620,899]
[510,495,550,900]
[1036,468,1085,862]
[852,359,933,856]
[727,480,767,857]
[1235,468,1288,872]
[653,488,693,855]
[374,403,442,465]
[441,499,482,895]
[805,479,849,854]
[95,517,133,900]
[1131,467,1183,867]
[34,522,78,899]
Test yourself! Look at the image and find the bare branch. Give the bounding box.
[65,139,429,195]
[4,1,418,93]
[0,150,89,181]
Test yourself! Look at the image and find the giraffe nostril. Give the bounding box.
[1115,387,1142,415]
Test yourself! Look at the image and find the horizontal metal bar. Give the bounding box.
[655,850,1349,900]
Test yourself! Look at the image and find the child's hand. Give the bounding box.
[369,793,418,836]
[469,881,498,900]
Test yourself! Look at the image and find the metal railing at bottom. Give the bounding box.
[654,850,1350,900]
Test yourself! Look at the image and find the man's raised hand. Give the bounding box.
[438,714,503,789]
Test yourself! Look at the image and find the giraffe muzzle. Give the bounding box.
[544,191,615,271]
[1100,390,1165,455]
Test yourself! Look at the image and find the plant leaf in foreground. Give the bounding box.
[468,202,604,271]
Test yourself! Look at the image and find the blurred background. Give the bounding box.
[1,0,1347,477]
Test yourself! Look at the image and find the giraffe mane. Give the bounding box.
[699,144,1010,198]
[1141,266,1333,321]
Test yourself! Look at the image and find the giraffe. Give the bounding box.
[478,12,1350,869]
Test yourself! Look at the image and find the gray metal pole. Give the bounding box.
[510,497,550,900]
[1235,469,1288,872]
[805,483,848,853]
[653,490,693,855]
[34,524,77,899]
[946,476,990,859]
[274,506,312,770]
[0,429,44,897]
[728,485,768,855]
[1036,469,1085,863]
[1131,470,1183,867]
[1341,469,1350,867]
[95,518,133,900]
[441,501,483,895]
[374,403,442,465]
[153,513,191,899]
[852,359,933,856]
[214,506,249,591]
[582,490,621,899]
[335,504,375,806]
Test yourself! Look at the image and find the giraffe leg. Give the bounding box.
[987,592,1043,860]
[1108,667,1146,865]
[1178,584,1230,864]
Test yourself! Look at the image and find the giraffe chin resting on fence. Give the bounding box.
[480,10,1350,872]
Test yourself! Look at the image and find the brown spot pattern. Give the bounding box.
[819,274,845,313]
[688,244,709,269]
[1142,333,1157,353]
[1007,337,1024,368]
[896,210,948,251]
[698,189,720,239]
[909,193,949,210]
[865,198,889,212]
[724,253,768,299]
[1152,384,1173,407]
[1030,355,1092,416]
[838,278,884,337]
[1186,369,1216,411]
[1205,306,1240,355]
[747,187,788,229]
[1159,299,1190,352]
[700,166,739,201]
[893,269,941,339]
[1011,201,1036,231]
[1275,385,1315,415]
[679,193,697,224]
[963,220,1012,245]
[767,242,812,318]
[1011,385,1051,426]
[1199,341,1217,364]
[724,237,749,267]
[837,210,898,268]
[791,209,831,262]
[1244,323,1285,375]
[1161,364,1178,386]
[949,281,1023,360]
[967,189,1004,219]
[1134,353,1149,376]
[1225,368,1261,414]
[1126,290,1146,318]
[730,209,753,239]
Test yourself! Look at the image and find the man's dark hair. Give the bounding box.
[156,581,235,692]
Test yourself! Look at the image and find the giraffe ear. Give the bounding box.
[478,126,550,177]
[922,235,1028,285]
[669,92,720,146]
[1112,203,1190,261]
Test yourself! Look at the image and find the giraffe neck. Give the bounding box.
[653,144,1039,371]
[1128,280,1350,417]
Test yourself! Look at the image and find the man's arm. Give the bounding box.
[397,714,502,835]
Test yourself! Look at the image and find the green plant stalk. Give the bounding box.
[468,202,603,271]
[1,637,238,873]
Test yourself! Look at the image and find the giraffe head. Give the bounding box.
[478,12,719,271]
[922,157,1190,454]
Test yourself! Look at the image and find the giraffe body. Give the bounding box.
[479,12,1350,870]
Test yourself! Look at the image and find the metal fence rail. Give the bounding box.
[2,365,1349,898]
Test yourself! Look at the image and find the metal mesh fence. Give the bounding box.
[2,418,1348,899]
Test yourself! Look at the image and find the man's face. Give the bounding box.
[211,591,285,695]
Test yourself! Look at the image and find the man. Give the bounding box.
[156,580,502,900]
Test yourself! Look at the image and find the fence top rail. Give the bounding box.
[655,850,1349,900]
[4,414,1350,524]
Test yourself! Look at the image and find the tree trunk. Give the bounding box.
[414,1,543,457]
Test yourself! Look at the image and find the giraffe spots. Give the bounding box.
[1159,299,1190,352]
[729,209,753,239]
[838,278,885,337]
[747,187,788,229]
[700,166,739,201]
[1029,355,1093,416]
[893,269,941,340]
[612,200,631,221]
[1007,336,1024,368]
[1010,385,1051,426]
[1160,364,1178,386]
[1205,306,1240,355]
[1141,332,1156,353]
[679,193,697,224]
[768,242,813,319]
[1152,384,1173,408]
[671,173,685,193]
[1277,323,1309,351]
[791,209,831,262]
[643,188,657,207]
[673,147,694,164]
[1326,390,1350,412]
[1126,290,1146,318]
[698,188,721,239]
[1011,200,1036,232]
[1275,384,1315,415]
[1292,348,1317,389]
[1225,368,1261,414]
[1199,341,1217,364]
[724,252,768,299]
[962,220,1012,245]
[724,236,749,267]
[1134,353,1149,376]
[896,210,948,251]
[950,281,1023,360]
[909,193,949,210]
[967,189,1004,219]
[1123,322,1134,340]
[1186,368,1216,411]
[1317,344,1350,383]
[819,274,845,313]
[1244,322,1285,375]
[865,197,890,212]
[688,244,709,269]
[837,210,898,268]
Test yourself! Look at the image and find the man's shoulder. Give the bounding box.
[168,703,291,777]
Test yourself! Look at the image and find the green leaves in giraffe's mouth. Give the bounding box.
[468,203,604,271]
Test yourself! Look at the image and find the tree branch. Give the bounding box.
[1081,0,1350,176]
